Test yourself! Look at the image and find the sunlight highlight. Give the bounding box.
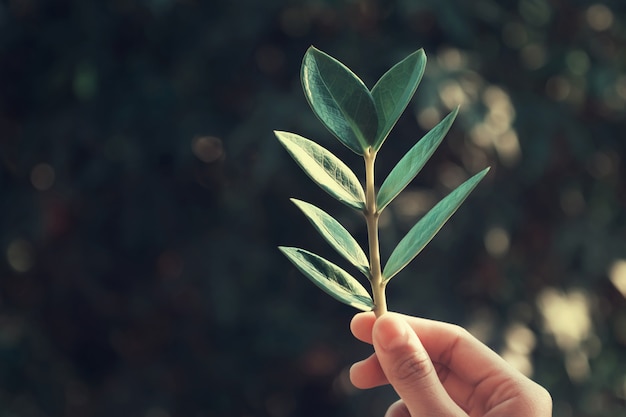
[537,287,594,382]
[470,86,521,167]
[609,260,626,298]
[484,226,510,258]
[501,322,536,377]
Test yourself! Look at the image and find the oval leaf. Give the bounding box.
[371,49,426,150]
[377,107,459,212]
[279,246,374,311]
[383,168,490,282]
[275,131,366,210]
[291,199,370,277]
[301,46,378,154]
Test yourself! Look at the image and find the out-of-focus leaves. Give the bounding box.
[0,1,625,416]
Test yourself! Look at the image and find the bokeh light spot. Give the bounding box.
[501,322,536,376]
[616,76,626,100]
[7,239,34,273]
[392,190,436,224]
[609,260,626,298]
[566,50,590,75]
[506,323,536,354]
[586,4,614,31]
[416,106,441,130]
[520,43,546,70]
[537,287,591,351]
[560,187,586,217]
[437,47,464,70]
[537,288,594,382]
[484,226,510,257]
[546,76,571,101]
[73,63,98,101]
[586,151,616,179]
[192,136,224,163]
[518,0,552,27]
[30,163,55,191]
[438,81,468,109]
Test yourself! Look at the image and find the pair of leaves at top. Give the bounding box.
[276,47,489,311]
[302,46,426,155]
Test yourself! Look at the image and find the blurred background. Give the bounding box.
[1,0,625,416]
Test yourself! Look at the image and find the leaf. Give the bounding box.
[383,168,490,282]
[275,131,366,210]
[291,199,370,277]
[301,46,378,155]
[371,49,426,150]
[279,246,374,311]
[376,107,459,212]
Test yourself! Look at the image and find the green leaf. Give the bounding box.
[371,49,426,150]
[279,246,374,311]
[383,168,490,282]
[275,131,366,210]
[376,107,459,212]
[291,199,370,277]
[301,46,378,155]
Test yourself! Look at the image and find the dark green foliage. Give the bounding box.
[278,48,487,311]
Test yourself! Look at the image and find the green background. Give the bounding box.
[1,0,625,416]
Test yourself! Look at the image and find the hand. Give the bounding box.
[350,312,552,417]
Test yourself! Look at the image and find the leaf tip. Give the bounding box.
[289,197,305,208]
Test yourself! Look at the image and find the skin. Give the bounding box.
[350,312,552,417]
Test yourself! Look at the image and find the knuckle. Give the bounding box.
[391,350,434,384]
[448,323,471,338]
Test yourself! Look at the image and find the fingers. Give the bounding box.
[385,400,410,417]
[371,313,466,416]
[350,311,376,344]
[350,312,553,416]
[351,311,521,386]
[350,353,386,388]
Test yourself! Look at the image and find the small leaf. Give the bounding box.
[301,46,378,154]
[291,199,370,277]
[371,49,426,150]
[279,246,374,311]
[275,131,366,210]
[377,107,459,212]
[383,168,490,282]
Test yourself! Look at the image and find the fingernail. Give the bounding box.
[376,315,410,351]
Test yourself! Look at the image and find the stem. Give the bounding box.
[364,147,387,317]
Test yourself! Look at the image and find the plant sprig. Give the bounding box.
[276,46,489,317]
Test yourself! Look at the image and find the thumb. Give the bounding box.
[372,313,464,417]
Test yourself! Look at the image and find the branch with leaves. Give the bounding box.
[275,47,489,317]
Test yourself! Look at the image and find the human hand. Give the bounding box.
[350,312,552,417]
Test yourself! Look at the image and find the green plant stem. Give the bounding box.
[364,148,387,317]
